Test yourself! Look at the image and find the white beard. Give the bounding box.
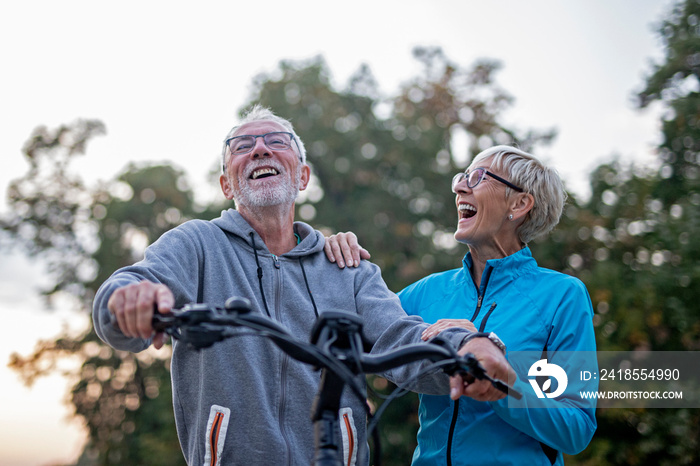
[231,162,302,208]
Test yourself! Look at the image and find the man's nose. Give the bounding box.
[250,136,270,158]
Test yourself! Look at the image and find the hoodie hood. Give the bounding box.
[211,208,325,258]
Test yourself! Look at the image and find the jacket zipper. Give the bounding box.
[342,412,355,466]
[208,411,224,466]
[446,399,460,466]
[468,266,493,322]
[478,303,498,332]
[447,264,495,465]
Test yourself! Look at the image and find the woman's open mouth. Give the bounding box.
[458,203,477,219]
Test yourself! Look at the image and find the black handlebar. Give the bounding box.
[151,298,521,398]
[149,297,522,466]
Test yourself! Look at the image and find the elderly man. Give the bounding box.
[93,105,512,465]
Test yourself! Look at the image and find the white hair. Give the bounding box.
[221,105,307,172]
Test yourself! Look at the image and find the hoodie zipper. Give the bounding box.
[447,264,495,466]
[271,254,293,466]
[250,231,318,465]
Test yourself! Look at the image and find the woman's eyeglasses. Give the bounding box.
[451,167,524,193]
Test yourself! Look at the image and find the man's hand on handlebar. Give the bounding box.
[324,232,371,268]
[107,281,174,349]
[451,338,516,402]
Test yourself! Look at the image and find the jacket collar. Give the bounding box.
[462,246,536,277]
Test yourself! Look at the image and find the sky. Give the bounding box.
[0,1,676,464]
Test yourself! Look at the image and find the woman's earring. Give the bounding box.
[508,214,514,220]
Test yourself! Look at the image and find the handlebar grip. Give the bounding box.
[109,305,173,332]
[491,378,522,400]
[152,312,175,332]
[454,355,523,400]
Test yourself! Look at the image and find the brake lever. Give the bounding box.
[151,304,232,349]
[151,312,177,333]
[451,353,523,400]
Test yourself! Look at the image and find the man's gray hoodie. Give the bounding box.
[93,209,467,465]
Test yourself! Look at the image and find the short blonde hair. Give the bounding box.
[471,145,567,244]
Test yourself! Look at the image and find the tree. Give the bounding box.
[4,122,195,465]
[535,1,700,463]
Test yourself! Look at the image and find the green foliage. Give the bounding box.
[1,120,106,301]
[551,1,700,463]
[4,123,193,465]
[637,0,700,205]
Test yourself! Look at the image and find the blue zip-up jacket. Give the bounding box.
[398,247,597,466]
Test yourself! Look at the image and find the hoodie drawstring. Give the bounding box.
[249,231,318,319]
[250,232,272,318]
[299,257,319,319]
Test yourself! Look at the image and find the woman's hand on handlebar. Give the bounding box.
[324,232,371,268]
[107,280,174,349]
[450,338,516,402]
[421,319,477,341]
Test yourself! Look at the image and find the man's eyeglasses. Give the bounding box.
[225,131,300,159]
[451,167,524,193]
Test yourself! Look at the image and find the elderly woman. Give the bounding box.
[325,145,597,466]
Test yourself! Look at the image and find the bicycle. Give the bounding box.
[150,297,522,466]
